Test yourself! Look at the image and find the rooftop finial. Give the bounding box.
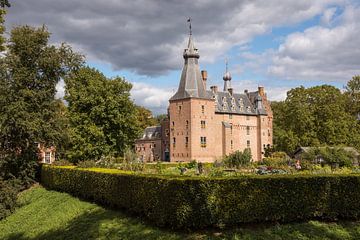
[187,17,192,35]
[225,58,228,72]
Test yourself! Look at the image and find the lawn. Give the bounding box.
[1,186,360,240]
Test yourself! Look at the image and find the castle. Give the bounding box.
[135,31,273,162]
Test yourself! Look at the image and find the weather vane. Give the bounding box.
[187,17,192,35]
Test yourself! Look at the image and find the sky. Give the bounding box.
[5,0,360,115]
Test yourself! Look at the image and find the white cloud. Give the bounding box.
[267,5,360,82]
[55,79,65,99]
[130,82,173,115]
[6,0,346,76]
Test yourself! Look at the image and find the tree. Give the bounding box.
[0,25,83,184]
[0,0,10,51]
[345,75,360,119]
[65,67,142,162]
[272,84,360,154]
[135,105,157,130]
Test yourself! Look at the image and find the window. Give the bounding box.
[201,120,206,129]
[186,120,189,129]
[231,140,233,149]
[247,140,250,148]
[200,137,207,148]
[229,114,233,119]
[45,152,51,163]
[247,106,251,113]
[165,129,169,137]
[201,105,205,114]
[173,137,176,148]
[154,144,156,148]
[178,106,182,113]
[172,121,175,127]
[246,126,250,135]
[185,137,189,148]
[230,124,233,135]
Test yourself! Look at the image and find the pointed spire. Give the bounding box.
[170,19,208,101]
[223,58,232,91]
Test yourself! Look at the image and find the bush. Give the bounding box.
[41,165,360,229]
[223,149,252,168]
[0,180,18,220]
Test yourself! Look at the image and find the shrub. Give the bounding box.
[42,165,360,229]
[0,180,18,220]
[223,149,252,168]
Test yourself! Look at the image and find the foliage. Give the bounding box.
[0,25,83,184]
[223,149,252,168]
[4,186,360,240]
[0,179,18,220]
[42,165,360,229]
[302,147,354,168]
[272,84,360,154]
[0,0,10,51]
[65,67,141,162]
[135,105,157,130]
[262,151,289,167]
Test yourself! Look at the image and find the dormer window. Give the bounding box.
[247,106,251,113]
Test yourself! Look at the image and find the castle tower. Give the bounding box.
[168,22,215,162]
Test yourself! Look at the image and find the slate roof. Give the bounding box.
[208,90,267,115]
[138,126,161,140]
[170,35,210,101]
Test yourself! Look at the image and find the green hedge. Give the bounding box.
[41,165,360,229]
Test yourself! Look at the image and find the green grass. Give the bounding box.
[1,186,360,240]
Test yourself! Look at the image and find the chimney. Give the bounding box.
[201,70,207,89]
[258,86,264,96]
[210,85,218,93]
[228,87,233,96]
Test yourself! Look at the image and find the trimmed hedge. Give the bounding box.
[41,165,360,229]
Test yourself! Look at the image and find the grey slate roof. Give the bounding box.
[170,35,208,101]
[138,126,161,140]
[208,90,267,115]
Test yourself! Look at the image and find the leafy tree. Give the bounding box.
[345,75,360,120]
[155,114,168,124]
[65,67,142,162]
[272,84,360,154]
[0,0,10,51]
[135,105,157,130]
[0,25,83,184]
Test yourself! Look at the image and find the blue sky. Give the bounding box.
[6,0,360,114]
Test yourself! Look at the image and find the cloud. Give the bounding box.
[267,5,360,82]
[232,80,289,102]
[130,82,173,115]
[55,79,65,99]
[5,0,345,76]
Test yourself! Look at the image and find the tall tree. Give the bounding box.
[272,84,360,154]
[0,0,10,51]
[135,105,157,130]
[345,75,360,119]
[0,25,83,183]
[65,67,141,162]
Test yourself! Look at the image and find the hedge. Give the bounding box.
[41,165,360,229]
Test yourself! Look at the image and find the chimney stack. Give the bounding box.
[210,85,218,93]
[201,70,207,89]
[258,86,264,96]
[228,88,233,96]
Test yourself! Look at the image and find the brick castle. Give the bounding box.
[135,31,273,162]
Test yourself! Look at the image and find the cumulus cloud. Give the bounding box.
[267,5,360,82]
[232,80,289,102]
[5,0,345,76]
[130,82,173,115]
